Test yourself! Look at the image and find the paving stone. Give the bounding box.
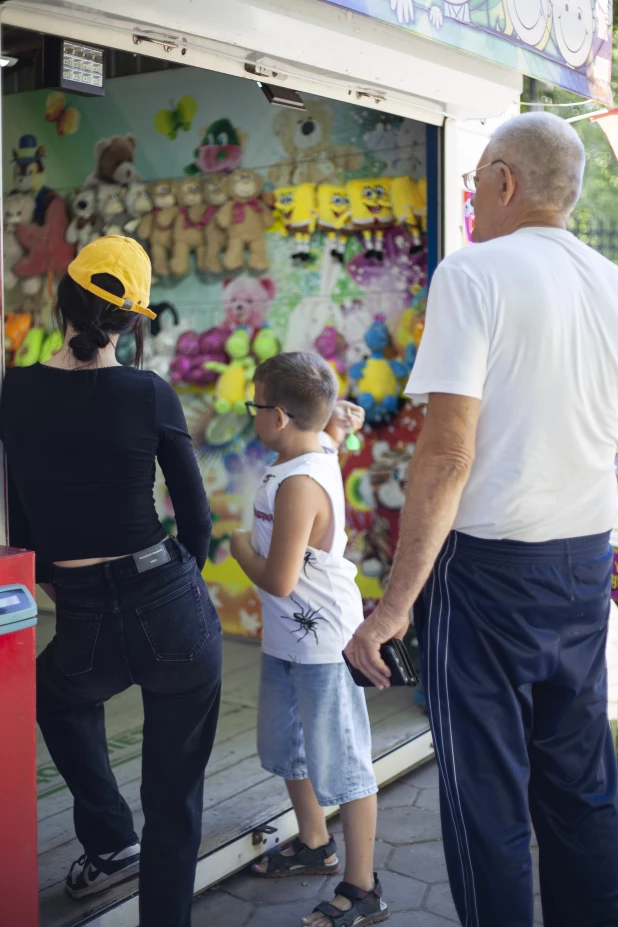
[224,870,326,904]
[378,781,420,809]
[415,786,441,813]
[245,900,322,926]
[387,913,459,927]
[319,869,426,914]
[388,840,448,884]
[192,890,254,926]
[425,882,459,922]
[405,760,439,789]
[376,805,442,845]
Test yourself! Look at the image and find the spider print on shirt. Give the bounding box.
[302,549,323,578]
[284,595,325,644]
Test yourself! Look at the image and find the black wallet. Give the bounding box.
[343,638,419,688]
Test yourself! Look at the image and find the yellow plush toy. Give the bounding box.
[417,178,427,233]
[346,178,393,262]
[204,328,256,415]
[273,184,317,263]
[391,176,425,254]
[316,184,353,263]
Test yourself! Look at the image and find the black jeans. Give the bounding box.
[37,538,222,927]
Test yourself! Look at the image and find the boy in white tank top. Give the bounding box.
[231,353,390,927]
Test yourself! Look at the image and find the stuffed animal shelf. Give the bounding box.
[170,178,207,277]
[138,181,178,278]
[346,178,394,262]
[391,176,425,254]
[200,174,229,275]
[316,185,353,263]
[349,319,408,424]
[315,326,349,399]
[66,188,101,253]
[216,170,273,272]
[205,328,256,414]
[272,184,317,262]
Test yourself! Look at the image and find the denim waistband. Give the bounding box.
[52,537,185,587]
[454,530,612,564]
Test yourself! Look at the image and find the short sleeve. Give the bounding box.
[405,260,490,403]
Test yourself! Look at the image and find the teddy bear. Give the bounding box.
[97,184,128,237]
[123,182,153,237]
[216,170,273,272]
[169,178,207,277]
[3,190,37,293]
[66,188,101,253]
[221,275,275,338]
[200,174,229,274]
[138,181,178,278]
[267,102,365,187]
[83,134,141,188]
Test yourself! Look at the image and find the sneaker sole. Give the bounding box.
[65,860,140,900]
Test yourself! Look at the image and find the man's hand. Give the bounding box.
[230,529,252,562]
[344,602,410,689]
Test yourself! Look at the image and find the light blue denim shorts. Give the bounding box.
[257,653,378,807]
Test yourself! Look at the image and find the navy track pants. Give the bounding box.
[414,530,618,927]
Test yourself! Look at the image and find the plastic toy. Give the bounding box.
[205,328,256,414]
[391,176,425,254]
[316,184,353,262]
[346,178,393,262]
[349,319,408,423]
[345,428,362,452]
[315,326,349,399]
[273,184,317,262]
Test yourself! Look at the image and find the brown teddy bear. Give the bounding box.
[267,102,365,187]
[201,174,229,275]
[138,181,178,278]
[83,134,141,188]
[170,178,206,277]
[216,170,272,273]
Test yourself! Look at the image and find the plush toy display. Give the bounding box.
[5,312,32,362]
[3,191,38,293]
[315,326,349,398]
[11,135,55,224]
[138,181,178,278]
[205,328,256,414]
[14,194,74,292]
[216,170,273,272]
[316,184,353,262]
[123,182,153,244]
[143,305,185,380]
[171,326,228,386]
[221,275,275,338]
[273,184,317,262]
[171,178,207,277]
[347,178,394,262]
[14,327,45,367]
[83,134,141,188]
[252,326,280,364]
[97,184,128,237]
[200,174,229,274]
[416,178,427,233]
[39,330,64,364]
[184,118,245,176]
[66,188,101,253]
[350,319,408,423]
[391,176,425,254]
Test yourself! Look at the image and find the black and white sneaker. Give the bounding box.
[65,844,140,899]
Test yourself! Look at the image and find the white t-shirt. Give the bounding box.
[251,434,363,663]
[406,227,618,542]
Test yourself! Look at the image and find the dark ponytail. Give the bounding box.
[54,272,145,367]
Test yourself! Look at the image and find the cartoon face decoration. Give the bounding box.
[346,178,393,225]
[274,184,316,226]
[195,118,243,174]
[316,185,352,228]
[506,0,553,48]
[554,0,595,67]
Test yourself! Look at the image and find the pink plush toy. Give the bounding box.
[171,326,229,386]
[315,326,349,399]
[221,275,275,338]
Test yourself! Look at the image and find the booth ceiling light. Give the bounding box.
[258,82,305,110]
[0,56,18,67]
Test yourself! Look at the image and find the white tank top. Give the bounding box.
[251,434,364,663]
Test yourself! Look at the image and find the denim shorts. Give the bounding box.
[257,653,378,807]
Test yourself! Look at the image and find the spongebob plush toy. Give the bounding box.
[346,178,393,262]
[273,184,317,262]
[205,328,256,415]
[350,319,408,423]
[316,184,353,263]
[391,176,425,254]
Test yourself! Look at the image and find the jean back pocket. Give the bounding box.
[136,581,208,662]
[54,606,103,676]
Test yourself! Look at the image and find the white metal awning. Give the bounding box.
[0,0,522,125]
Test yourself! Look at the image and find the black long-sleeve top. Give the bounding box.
[0,365,211,583]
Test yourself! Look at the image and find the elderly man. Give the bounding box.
[346,111,618,927]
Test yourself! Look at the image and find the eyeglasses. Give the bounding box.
[462,159,508,194]
[245,401,295,419]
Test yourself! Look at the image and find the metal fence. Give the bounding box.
[569,218,618,264]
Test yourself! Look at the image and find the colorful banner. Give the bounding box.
[321,0,614,105]
[591,108,618,159]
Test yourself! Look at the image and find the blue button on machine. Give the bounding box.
[0,585,38,636]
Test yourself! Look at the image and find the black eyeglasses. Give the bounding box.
[245,401,295,419]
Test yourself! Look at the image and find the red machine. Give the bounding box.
[0,547,38,927]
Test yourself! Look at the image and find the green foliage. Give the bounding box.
[521,31,618,224]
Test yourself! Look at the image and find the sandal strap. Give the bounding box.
[263,835,337,872]
[334,873,383,903]
[313,875,385,926]
[312,901,348,923]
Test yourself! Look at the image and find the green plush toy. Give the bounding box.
[39,330,64,364]
[14,328,45,367]
[205,328,256,415]
[252,326,280,365]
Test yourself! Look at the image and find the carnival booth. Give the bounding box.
[0,0,612,923]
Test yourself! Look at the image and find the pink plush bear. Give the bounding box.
[221,275,275,338]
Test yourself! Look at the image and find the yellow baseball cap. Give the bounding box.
[68,236,155,320]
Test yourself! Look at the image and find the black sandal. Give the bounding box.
[310,875,389,926]
[251,834,339,879]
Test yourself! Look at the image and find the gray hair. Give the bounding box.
[487,112,585,216]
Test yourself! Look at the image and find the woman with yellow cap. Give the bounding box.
[0,237,221,927]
